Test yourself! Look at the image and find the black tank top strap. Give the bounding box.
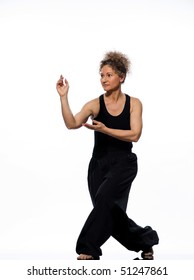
[99,94,106,114]
[125,94,130,110]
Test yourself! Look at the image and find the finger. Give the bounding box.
[82,123,95,130]
[64,78,69,86]
[92,120,99,125]
[57,76,64,86]
[56,80,63,87]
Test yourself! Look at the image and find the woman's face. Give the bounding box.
[100,65,124,92]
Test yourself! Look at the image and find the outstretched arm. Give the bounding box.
[56,75,93,129]
[83,97,143,142]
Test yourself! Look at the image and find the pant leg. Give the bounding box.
[75,196,114,256]
[109,154,159,251]
[111,205,159,252]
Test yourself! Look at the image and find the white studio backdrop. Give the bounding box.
[0,0,194,260]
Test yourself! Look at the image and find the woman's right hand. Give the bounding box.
[56,75,69,97]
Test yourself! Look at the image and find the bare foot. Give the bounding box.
[141,248,154,260]
[77,254,94,260]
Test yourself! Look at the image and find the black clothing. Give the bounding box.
[92,94,132,157]
[76,94,159,258]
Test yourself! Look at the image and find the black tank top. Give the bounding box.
[92,94,133,157]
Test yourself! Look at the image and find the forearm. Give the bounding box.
[60,96,78,129]
[83,97,143,142]
[103,127,141,142]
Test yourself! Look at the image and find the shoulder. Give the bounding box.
[84,97,100,109]
[130,96,142,107]
[130,96,143,113]
[82,96,100,117]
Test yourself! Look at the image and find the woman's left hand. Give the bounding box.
[82,120,106,132]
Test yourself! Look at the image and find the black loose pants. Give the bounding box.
[76,152,159,257]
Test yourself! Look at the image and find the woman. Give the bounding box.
[56,51,159,260]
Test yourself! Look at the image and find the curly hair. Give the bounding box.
[99,51,131,82]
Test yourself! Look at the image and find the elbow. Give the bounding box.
[133,138,139,143]
[65,123,74,129]
[66,125,76,130]
[66,123,81,130]
[132,133,141,143]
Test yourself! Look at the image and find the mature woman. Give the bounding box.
[56,51,159,260]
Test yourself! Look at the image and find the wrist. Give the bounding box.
[60,95,68,102]
[103,126,110,134]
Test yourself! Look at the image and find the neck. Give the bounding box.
[105,88,123,102]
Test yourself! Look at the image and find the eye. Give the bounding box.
[107,73,112,78]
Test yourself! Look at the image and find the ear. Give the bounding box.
[119,75,125,83]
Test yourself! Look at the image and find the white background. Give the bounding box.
[0,0,194,260]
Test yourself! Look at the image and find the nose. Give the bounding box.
[101,76,107,83]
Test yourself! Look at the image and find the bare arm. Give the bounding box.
[83,97,143,142]
[56,75,94,129]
